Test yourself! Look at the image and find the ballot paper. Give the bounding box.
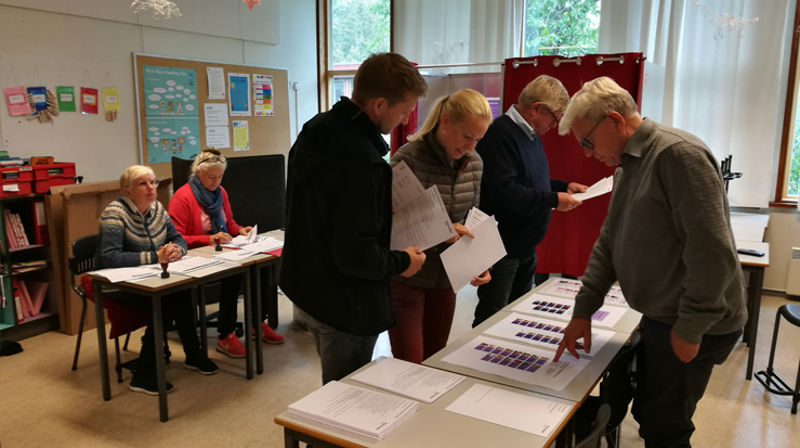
[511,293,629,329]
[90,266,159,283]
[464,206,490,229]
[390,161,456,251]
[571,176,613,201]
[223,225,258,247]
[351,357,464,404]
[442,335,590,391]
[446,383,572,438]
[287,381,419,442]
[440,216,506,291]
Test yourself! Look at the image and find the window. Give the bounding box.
[317,0,391,110]
[775,0,800,205]
[523,0,601,57]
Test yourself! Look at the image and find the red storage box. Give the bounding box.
[32,162,76,193]
[0,166,33,197]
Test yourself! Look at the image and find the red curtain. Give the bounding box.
[501,53,644,277]
[390,105,419,156]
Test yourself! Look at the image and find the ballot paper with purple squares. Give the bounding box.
[511,293,628,329]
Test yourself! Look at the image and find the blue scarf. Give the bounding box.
[189,176,227,234]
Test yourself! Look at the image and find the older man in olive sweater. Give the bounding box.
[556,77,746,448]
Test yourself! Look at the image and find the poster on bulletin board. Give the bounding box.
[228,73,251,116]
[142,65,201,163]
[133,53,290,181]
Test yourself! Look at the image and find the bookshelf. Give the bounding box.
[0,194,58,340]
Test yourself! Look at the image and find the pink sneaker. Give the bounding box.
[216,332,246,358]
[256,322,285,344]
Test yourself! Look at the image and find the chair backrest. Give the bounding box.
[575,403,611,448]
[171,154,286,231]
[68,234,99,298]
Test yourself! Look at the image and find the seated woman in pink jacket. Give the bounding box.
[169,148,284,358]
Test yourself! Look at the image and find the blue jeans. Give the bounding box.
[472,254,536,327]
[295,306,379,384]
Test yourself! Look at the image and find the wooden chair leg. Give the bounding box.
[71,298,88,371]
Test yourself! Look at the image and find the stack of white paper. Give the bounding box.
[287,381,419,442]
[164,256,225,274]
[390,160,456,251]
[446,383,571,438]
[440,209,507,291]
[90,266,159,283]
[222,225,259,248]
[351,357,463,403]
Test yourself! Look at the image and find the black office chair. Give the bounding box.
[575,403,612,448]
[754,304,800,414]
[69,234,167,382]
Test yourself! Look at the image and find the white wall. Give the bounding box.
[762,208,800,292]
[0,0,317,183]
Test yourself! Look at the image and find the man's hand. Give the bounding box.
[556,192,582,212]
[670,330,700,363]
[400,246,426,277]
[554,317,592,361]
[445,223,475,244]
[567,182,589,194]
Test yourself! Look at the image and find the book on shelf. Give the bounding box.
[3,209,17,250]
[11,212,29,246]
[287,380,419,442]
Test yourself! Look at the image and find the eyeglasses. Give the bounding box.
[543,105,560,124]
[579,116,608,150]
[135,178,160,187]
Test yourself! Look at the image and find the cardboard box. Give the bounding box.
[48,178,173,335]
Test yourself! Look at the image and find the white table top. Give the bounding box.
[275,361,578,448]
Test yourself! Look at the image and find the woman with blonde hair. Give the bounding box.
[388,88,493,363]
[98,165,217,395]
[169,148,284,360]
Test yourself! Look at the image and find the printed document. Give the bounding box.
[440,216,506,291]
[351,357,463,404]
[571,176,613,201]
[446,383,572,438]
[390,161,455,251]
[441,335,590,391]
[483,312,615,357]
[287,381,418,442]
[511,293,628,329]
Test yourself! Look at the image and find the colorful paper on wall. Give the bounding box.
[233,120,249,151]
[56,86,76,112]
[252,74,274,116]
[26,87,48,113]
[102,87,120,121]
[4,86,31,116]
[228,73,251,116]
[80,87,98,114]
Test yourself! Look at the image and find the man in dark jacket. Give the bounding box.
[472,75,586,327]
[280,53,428,384]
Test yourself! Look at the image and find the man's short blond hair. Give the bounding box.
[518,75,569,114]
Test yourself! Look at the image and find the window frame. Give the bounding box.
[773,0,800,207]
[316,0,394,112]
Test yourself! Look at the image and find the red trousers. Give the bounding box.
[388,280,456,363]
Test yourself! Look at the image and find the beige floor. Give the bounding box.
[1,287,799,447]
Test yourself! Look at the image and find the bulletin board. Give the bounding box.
[133,53,290,180]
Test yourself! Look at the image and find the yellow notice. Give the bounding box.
[233,120,249,152]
